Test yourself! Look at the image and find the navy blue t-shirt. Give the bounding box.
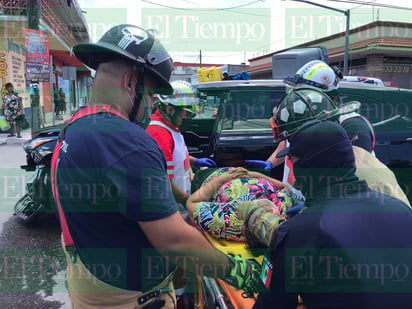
[255,189,412,309]
[56,112,178,291]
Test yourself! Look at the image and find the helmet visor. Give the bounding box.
[270,117,281,141]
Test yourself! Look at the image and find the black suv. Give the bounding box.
[184,80,412,203]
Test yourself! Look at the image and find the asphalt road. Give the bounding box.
[0,138,71,308]
[0,216,68,308]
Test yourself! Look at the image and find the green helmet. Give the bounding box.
[157,80,199,114]
[272,88,359,140]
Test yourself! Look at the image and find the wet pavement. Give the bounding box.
[0,215,70,308]
[0,138,71,308]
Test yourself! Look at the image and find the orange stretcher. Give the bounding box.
[194,233,305,309]
[194,233,263,309]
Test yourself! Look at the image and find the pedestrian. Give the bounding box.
[54,87,60,116]
[238,120,412,309]
[51,24,263,308]
[58,87,67,114]
[147,80,217,208]
[2,82,23,138]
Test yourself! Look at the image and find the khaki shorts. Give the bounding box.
[61,234,176,308]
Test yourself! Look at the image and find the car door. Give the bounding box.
[181,90,222,157]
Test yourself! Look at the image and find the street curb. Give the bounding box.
[6,137,29,145]
[0,132,30,145]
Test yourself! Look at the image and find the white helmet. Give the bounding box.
[284,60,340,92]
[157,80,199,114]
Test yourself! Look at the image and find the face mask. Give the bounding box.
[128,93,152,129]
[180,118,192,131]
[138,106,152,129]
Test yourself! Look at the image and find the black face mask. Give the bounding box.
[292,144,358,203]
[180,118,193,132]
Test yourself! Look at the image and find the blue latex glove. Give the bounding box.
[286,203,305,216]
[245,160,273,172]
[194,158,217,168]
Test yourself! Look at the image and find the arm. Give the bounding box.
[189,155,197,166]
[237,201,286,247]
[18,97,23,114]
[139,212,232,278]
[170,180,189,206]
[245,140,286,171]
[140,212,265,296]
[186,168,248,212]
[266,140,287,168]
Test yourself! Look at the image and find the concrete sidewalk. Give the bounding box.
[0,128,31,145]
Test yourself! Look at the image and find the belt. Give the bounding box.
[138,267,176,306]
[137,288,170,305]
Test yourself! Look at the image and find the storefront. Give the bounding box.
[0,0,90,134]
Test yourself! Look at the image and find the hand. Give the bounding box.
[245,160,272,172]
[223,254,266,297]
[285,183,306,205]
[194,158,217,168]
[228,167,249,179]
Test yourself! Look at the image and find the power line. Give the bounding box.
[179,0,200,5]
[141,0,266,11]
[326,0,412,10]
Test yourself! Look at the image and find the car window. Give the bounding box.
[196,91,221,119]
[338,87,412,133]
[218,88,285,132]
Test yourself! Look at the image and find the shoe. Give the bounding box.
[7,134,15,137]
[17,135,22,138]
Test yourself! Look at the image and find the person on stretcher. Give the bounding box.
[186,167,301,242]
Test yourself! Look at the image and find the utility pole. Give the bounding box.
[27,0,41,132]
[199,49,202,68]
[286,0,350,76]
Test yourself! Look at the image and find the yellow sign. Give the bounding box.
[0,53,8,96]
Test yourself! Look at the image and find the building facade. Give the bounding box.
[248,21,412,89]
[0,0,91,132]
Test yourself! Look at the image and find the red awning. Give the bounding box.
[50,50,86,68]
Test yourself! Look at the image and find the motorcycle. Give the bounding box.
[14,127,61,224]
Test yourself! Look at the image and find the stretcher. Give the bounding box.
[193,233,305,309]
[193,233,263,309]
